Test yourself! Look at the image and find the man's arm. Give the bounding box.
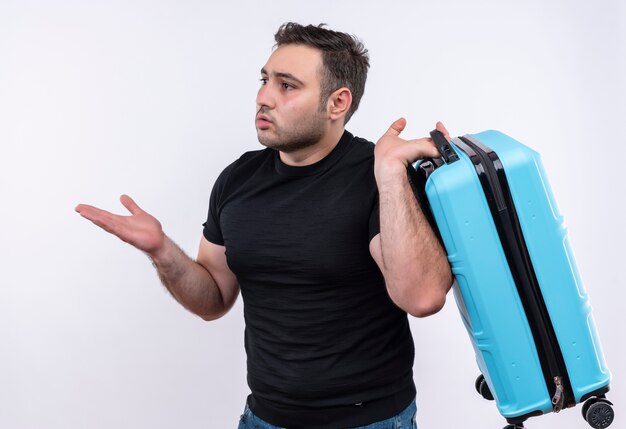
[75,194,239,320]
[371,119,453,317]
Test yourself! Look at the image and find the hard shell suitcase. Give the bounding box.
[410,130,613,428]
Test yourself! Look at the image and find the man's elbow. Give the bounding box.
[198,305,230,321]
[406,291,447,318]
[405,271,453,318]
[199,311,225,321]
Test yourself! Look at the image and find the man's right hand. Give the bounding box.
[75,194,165,257]
[76,194,240,320]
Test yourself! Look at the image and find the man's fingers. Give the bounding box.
[385,117,407,137]
[436,121,451,141]
[76,204,125,235]
[389,138,442,162]
[75,203,107,221]
[411,137,442,159]
[120,194,142,215]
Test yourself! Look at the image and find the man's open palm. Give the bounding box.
[75,194,165,255]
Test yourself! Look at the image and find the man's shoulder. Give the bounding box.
[232,147,272,168]
[342,131,376,165]
[352,134,375,151]
[220,148,271,175]
[239,147,272,161]
[213,147,272,192]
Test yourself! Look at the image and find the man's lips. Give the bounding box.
[256,114,272,129]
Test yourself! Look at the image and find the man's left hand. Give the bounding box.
[374,118,451,179]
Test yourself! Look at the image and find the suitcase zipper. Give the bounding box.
[454,135,575,412]
[553,376,565,412]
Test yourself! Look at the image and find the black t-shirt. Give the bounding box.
[203,131,416,428]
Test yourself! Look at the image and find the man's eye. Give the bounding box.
[259,78,268,85]
[282,83,294,90]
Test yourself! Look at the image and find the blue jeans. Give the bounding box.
[237,400,417,429]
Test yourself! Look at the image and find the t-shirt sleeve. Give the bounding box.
[368,194,380,242]
[202,163,235,245]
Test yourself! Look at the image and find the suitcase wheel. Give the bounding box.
[474,374,494,401]
[583,397,614,428]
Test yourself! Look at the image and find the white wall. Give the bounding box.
[1,0,624,428]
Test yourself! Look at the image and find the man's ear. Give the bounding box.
[327,87,353,122]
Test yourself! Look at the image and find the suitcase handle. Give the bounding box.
[430,129,459,164]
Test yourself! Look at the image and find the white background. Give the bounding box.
[1,0,624,428]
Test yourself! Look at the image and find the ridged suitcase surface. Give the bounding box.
[413,130,613,428]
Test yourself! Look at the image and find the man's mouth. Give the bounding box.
[256,114,272,130]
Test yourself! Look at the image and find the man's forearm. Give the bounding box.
[377,165,452,316]
[149,237,226,320]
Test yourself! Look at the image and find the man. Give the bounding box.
[76,23,453,429]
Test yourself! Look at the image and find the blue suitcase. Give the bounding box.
[410,130,613,428]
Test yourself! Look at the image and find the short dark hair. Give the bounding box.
[274,22,369,124]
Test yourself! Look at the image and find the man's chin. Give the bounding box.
[257,129,287,150]
[257,126,324,153]
[258,138,320,154]
[258,137,286,152]
[257,131,273,147]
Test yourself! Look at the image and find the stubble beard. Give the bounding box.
[257,108,327,153]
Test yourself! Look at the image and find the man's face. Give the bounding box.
[255,44,328,152]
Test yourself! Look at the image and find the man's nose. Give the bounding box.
[256,83,275,110]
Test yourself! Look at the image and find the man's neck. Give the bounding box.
[278,126,345,167]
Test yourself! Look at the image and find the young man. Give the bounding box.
[76,23,453,429]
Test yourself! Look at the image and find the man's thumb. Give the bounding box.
[385,117,407,137]
[120,194,142,215]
